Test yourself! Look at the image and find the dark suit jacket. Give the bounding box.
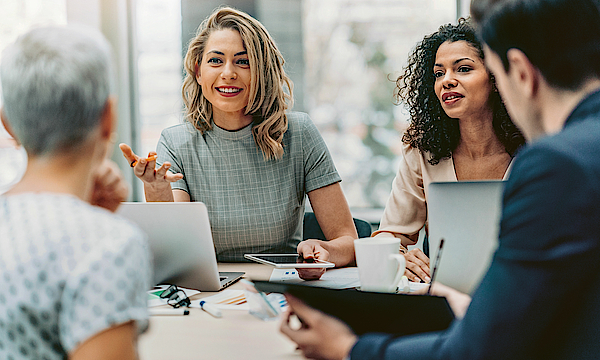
[351,90,600,360]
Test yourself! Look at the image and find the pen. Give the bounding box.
[427,238,445,295]
[149,308,190,316]
[199,300,222,318]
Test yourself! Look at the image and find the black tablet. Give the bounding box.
[253,280,455,336]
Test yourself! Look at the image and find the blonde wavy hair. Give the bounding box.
[182,7,293,160]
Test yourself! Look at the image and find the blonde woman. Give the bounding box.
[120,7,356,274]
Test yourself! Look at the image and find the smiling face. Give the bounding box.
[197,29,252,124]
[433,40,493,121]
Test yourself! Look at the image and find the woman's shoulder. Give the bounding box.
[284,111,327,145]
[400,141,427,163]
[285,111,322,137]
[399,141,453,166]
[159,122,200,146]
[285,111,312,128]
[1,193,147,246]
[160,122,197,138]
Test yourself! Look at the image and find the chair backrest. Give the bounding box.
[303,212,372,241]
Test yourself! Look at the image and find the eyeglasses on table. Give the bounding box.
[159,284,191,308]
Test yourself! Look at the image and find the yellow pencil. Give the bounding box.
[130,154,157,167]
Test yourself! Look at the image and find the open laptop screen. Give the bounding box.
[427,181,504,294]
[117,202,242,291]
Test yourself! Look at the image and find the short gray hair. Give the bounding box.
[1,25,113,156]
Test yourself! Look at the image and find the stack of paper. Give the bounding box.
[269,267,431,293]
[190,290,249,311]
[269,267,361,289]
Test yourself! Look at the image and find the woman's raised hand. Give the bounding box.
[119,143,183,187]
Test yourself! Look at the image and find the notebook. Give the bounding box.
[116,202,244,291]
[253,280,454,336]
[427,181,505,294]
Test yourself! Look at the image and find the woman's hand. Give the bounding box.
[296,240,330,280]
[404,248,431,283]
[119,143,183,189]
[89,159,128,212]
[280,295,358,360]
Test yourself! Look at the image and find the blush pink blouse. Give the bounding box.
[373,142,512,247]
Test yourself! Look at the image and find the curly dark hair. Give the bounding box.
[395,18,525,165]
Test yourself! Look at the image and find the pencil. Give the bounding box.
[130,154,157,167]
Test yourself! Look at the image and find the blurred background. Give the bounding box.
[0,0,469,224]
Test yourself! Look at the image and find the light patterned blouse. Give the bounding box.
[0,193,151,359]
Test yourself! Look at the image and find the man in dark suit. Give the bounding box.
[279,0,600,359]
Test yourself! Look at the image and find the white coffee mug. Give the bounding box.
[354,237,406,292]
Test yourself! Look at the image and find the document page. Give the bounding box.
[270,267,431,292]
[269,267,361,289]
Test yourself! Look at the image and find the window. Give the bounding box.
[136,0,183,157]
[303,0,455,208]
[0,0,67,193]
[134,1,457,213]
[133,0,464,215]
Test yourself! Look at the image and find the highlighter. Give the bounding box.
[199,300,222,318]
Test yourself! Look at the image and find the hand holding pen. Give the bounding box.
[119,143,183,186]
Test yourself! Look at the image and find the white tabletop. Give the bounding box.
[138,263,303,360]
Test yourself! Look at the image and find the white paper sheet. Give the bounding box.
[269,267,361,289]
[269,267,431,293]
[190,289,249,310]
[408,281,429,292]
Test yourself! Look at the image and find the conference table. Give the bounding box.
[138,263,303,360]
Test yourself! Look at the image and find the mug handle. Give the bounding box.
[389,254,406,292]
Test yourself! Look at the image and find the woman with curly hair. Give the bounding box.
[371,18,525,282]
[119,7,357,274]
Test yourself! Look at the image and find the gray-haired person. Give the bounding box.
[0,26,151,360]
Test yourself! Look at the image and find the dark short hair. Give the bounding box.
[471,0,600,90]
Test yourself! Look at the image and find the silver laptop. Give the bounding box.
[427,181,505,294]
[116,202,244,291]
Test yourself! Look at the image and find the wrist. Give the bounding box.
[144,181,172,193]
[341,335,358,360]
[143,183,174,201]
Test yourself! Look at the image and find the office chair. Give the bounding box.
[303,212,373,241]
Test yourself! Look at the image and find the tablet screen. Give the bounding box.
[244,254,335,268]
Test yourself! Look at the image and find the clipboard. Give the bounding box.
[252,280,455,336]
